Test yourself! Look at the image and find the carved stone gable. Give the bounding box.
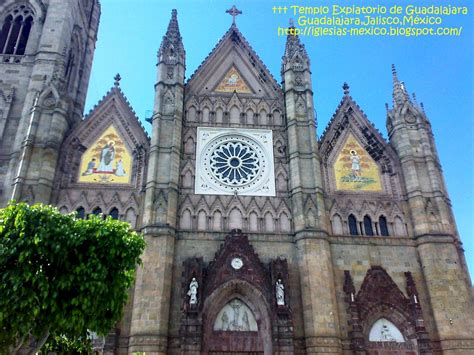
[343,267,432,354]
[204,229,270,297]
[180,229,294,353]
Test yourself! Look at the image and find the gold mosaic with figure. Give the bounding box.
[215,66,252,93]
[334,133,382,191]
[78,125,132,184]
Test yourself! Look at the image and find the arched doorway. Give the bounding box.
[201,279,272,355]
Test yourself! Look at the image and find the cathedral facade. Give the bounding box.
[0,1,473,354]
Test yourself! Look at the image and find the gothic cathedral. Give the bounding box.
[0,2,472,354]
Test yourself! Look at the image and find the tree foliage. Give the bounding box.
[0,202,145,353]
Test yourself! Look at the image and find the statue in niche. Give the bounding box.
[276,279,285,306]
[187,277,198,305]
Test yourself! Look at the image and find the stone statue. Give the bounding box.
[381,324,395,341]
[187,277,198,305]
[221,311,229,330]
[276,279,285,306]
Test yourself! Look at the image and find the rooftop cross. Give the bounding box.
[114,73,121,87]
[226,5,242,25]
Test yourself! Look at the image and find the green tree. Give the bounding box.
[0,202,145,354]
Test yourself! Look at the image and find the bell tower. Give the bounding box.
[0,0,100,206]
[129,9,185,354]
[387,65,474,351]
[281,24,342,353]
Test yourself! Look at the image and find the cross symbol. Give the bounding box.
[114,73,121,87]
[226,5,242,25]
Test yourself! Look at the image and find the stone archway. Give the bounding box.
[364,311,418,355]
[201,279,272,355]
[180,230,294,354]
[343,267,432,354]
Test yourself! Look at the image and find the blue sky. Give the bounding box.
[84,0,473,279]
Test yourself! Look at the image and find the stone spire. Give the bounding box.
[281,21,310,76]
[391,64,410,107]
[283,20,309,63]
[158,9,185,64]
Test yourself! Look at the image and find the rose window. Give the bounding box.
[209,141,260,185]
[195,128,275,196]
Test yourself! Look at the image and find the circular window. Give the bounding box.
[209,141,260,185]
[201,134,268,192]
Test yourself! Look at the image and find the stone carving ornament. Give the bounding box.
[213,299,258,332]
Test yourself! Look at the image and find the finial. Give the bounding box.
[226,5,242,25]
[114,73,121,87]
[171,9,177,19]
[342,82,350,95]
[391,63,397,77]
[385,103,389,111]
[289,18,294,27]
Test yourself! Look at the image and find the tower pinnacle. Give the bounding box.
[391,64,410,107]
[158,9,185,64]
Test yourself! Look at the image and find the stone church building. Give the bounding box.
[0,1,472,354]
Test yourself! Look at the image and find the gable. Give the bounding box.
[319,93,405,197]
[57,86,149,189]
[186,26,282,99]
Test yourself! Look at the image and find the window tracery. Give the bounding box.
[0,4,34,56]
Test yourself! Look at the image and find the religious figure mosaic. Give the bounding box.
[78,125,132,184]
[334,133,382,191]
[215,66,252,93]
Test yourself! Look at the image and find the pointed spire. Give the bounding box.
[391,64,410,107]
[158,9,185,64]
[283,18,308,60]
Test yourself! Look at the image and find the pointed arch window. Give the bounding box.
[109,207,119,220]
[379,215,389,236]
[92,207,102,215]
[0,5,34,55]
[76,207,85,219]
[348,214,358,236]
[364,215,374,236]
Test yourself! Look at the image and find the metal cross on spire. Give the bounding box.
[226,5,242,25]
